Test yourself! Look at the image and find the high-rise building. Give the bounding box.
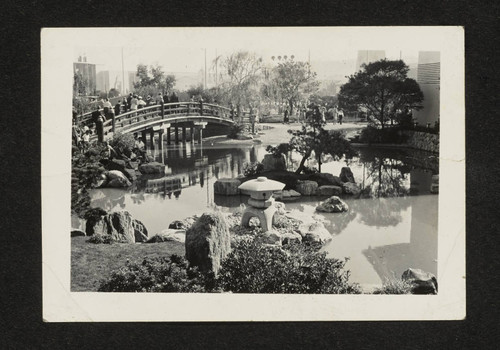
[73,55,96,95]
[96,71,110,93]
[96,70,128,94]
[413,51,440,126]
[355,50,386,72]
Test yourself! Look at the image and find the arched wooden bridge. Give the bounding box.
[80,102,241,147]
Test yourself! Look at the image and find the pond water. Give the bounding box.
[87,141,439,287]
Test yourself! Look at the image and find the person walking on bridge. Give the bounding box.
[114,100,121,117]
[126,93,133,111]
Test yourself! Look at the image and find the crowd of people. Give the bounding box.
[281,104,344,125]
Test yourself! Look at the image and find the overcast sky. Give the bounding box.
[67,27,446,74]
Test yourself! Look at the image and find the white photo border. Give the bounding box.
[42,27,465,322]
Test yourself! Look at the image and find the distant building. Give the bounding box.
[96,71,110,93]
[413,51,440,126]
[73,55,96,95]
[355,50,386,72]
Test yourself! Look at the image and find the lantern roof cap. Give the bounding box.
[238,176,285,192]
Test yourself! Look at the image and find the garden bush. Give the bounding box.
[87,234,114,244]
[98,255,210,292]
[358,125,408,144]
[372,279,413,294]
[243,161,264,177]
[109,132,135,158]
[215,240,361,294]
[71,144,107,217]
[227,123,246,139]
[266,143,291,158]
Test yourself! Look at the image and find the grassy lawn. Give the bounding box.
[71,236,185,292]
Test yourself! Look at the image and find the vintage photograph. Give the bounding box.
[42,27,464,321]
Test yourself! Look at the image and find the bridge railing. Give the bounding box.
[81,102,233,136]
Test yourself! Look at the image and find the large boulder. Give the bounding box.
[94,173,108,188]
[262,154,287,171]
[317,185,342,196]
[274,201,287,215]
[169,220,186,230]
[299,222,332,244]
[316,196,349,213]
[85,210,148,243]
[185,212,231,275]
[340,167,355,183]
[401,268,438,295]
[106,170,132,188]
[138,161,165,174]
[274,189,301,201]
[342,182,361,196]
[71,229,86,237]
[307,173,343,187]
[296,180,319,196]
[104,159,127,172]
[147,229,186,243]
[214,178,241,195]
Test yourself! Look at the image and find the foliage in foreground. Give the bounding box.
[87,234,114,245]
[98,255,209,292]
[97,240,361,294]
[71,144,107,217]
[372,279,413,294]
[217,240,361,294]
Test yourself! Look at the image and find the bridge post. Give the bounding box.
[158,129,164,152]
[193,122,207,145]
[166,127,171,145]
[150,129,155,150]
[190,126,194,143]
[182,126,186,143]
[142,130,147,149]
[174,126,179,144]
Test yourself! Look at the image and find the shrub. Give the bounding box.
[71,144,107,217]
[87,234,114,244]
[372,279,413,294]
[98,255,210,292]
[109,132,135,158]
[266,143,291,158]
[216,240,361,294]
[243,161,264,176]
[227,123,245,139]
[358,125,408,144]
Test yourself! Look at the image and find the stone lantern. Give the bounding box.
[238,176,285,232]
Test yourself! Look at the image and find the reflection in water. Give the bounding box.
[89,143,438,286]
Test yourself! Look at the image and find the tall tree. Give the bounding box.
[338,59,423,129]
[73,72,89,96]
[219,51,263,119]
[273,59,319,115]
[288,106,355,173]
[134,64,176,95]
